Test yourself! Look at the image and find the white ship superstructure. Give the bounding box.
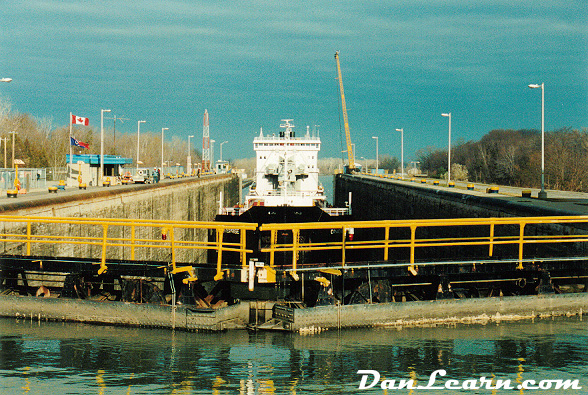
[246,120,325,207]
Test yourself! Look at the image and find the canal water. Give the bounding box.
[1,316,587,394]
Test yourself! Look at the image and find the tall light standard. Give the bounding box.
[372,136,379,173]
[210,139,216,172]
[9,131,17,169]
[220,140,228,161]
[187,135,194,174]
[441,113,451,183]
[136,120,146,170]
[161,127,168,172]
[100,109,111,182]
[529,83,546,199]
[395,128,404,177]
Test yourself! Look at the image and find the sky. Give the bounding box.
[0,1,586,164]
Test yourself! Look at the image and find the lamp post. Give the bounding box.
[529,83,546,199]
[372,136,379,173]
[441,113,451,183]
[136,120,146,169]
[188,135,194,174]
[100,109,111,182]
[161,127,168,172]
[210,139,216,171]
[9,131,17,169]
[395,128,404,177]
[220,140,228,162]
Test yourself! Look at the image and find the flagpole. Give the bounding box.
[69,112,73,166]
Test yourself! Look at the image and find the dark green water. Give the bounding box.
[1,316,587,394]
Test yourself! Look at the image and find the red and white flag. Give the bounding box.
[71,114,89,126]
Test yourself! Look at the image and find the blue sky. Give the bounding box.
[1,1,586,163]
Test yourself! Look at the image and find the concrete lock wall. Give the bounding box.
[334,174,588,258]
[0,175,240,263]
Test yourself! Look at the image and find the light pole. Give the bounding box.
[529,83,546,199]
[161,127,168,172]
[210,139,216,170]
[100,109,111,182]
[395,128,404,177]
[220,140,228,162]
[187,135,194,174]
[9,131,17,169]
[136,120,146,169]
[372,136,379,173]
[441,113,451,183]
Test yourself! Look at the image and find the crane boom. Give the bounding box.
[335,51,355,171]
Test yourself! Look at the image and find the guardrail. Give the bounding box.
[259,215,588,276]
[0,215,256,282]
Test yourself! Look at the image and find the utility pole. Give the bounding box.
[1,137,7,168]
[105,115,129,155]
[9,131,17,168]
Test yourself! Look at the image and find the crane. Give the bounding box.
[335,51,355,173]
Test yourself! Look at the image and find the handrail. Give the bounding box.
[0,215,257,281]
[259,215,588,277]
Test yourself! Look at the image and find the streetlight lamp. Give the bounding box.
[100,109,111,182]
[220,140,228,161]
[136,120,146,169]
[395,128,404,178]
[187,135,195,174]
[1,78,11,83]
[161,127,168,172]
[529,83,546,199]
[372,136,379,173]
[441,113,451,183]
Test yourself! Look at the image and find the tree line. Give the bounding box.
[417,127,588,191]
[0,98,201,170]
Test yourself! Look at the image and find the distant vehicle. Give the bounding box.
[132,168,152,184]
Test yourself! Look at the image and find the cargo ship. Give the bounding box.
[205,119,353,308]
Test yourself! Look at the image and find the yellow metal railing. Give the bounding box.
[0,215,256,281]
[259,215,588,276]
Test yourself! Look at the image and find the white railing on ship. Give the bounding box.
[322,208,349,216]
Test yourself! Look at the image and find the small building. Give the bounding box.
[66,154,133,186]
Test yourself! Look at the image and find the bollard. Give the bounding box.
[48,186,58,193]
[433,180,440,186]
[467,184,474,190]
[79,183,87,190]
[448,181,455,188]
[6,189,18,198]
[421,179,427,184]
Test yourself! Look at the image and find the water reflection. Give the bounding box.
[1,317,587,394]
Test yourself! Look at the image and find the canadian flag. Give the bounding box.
[71,114,89,126]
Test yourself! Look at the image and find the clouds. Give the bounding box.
[0,1,586,161]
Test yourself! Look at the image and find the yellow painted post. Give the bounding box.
[26,221,31,255]
[292,228,299,277]
[169,226,176,272]
[98,224,109,275]
[214,228,224,281]
[130,224,136,261]
[489,223,495,257]
[240,228,247,268]
[383,226,390,261]
[517,222,526,270]
[408,225,417,275]
[269,229,276,268]
[341,226,347,266]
